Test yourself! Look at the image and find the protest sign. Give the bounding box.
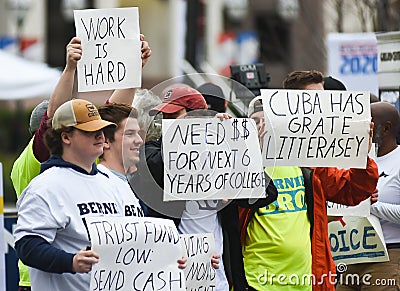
[162,118,265,201]
[260,89,371,168]
[327,198,371,217]
[86,216,185,291]
[328,216,389,265]
[74,7,141,92]
[180,233,216,290]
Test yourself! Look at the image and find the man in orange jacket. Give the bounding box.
[242,70,378,291]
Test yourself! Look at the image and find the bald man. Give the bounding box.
[372,102,400,157]
[337,102,400,291]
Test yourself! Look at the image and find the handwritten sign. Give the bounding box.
[74,7,141,92]
[86,216,185,291]
[180,233,216,290]
[260,89,371,168]
[162,118,265,201]
[328,216,389,265]
[327,198,371,217]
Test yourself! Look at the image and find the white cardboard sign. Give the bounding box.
[180,233,216,290]
[162,118,265,201]
[328,216,389,265]
[327,198,371,217]
[87,216,185,291]
[74,7,141,92]
[261,89,371,168]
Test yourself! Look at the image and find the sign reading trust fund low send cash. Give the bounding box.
[74,7,141,92]
[86,216,185,291]
[260,89,371,168]
[162,118,265,201]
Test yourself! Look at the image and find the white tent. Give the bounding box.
[0,50,61,100]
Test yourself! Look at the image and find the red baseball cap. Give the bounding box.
[149,87,208,116]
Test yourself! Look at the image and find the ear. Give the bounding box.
[103,138,111,150]
[383,121,392,134]
[61,132,72,145]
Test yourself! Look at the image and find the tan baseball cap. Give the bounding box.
[52,99,116,131]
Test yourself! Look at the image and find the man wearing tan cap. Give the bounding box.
[10,32,152,290]
[13,99,122,291]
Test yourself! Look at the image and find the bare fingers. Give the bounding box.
[177,256,187,269]
[72,249,99,273]
[66,37,82,69]
[211,253,220,269]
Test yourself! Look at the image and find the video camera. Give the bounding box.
[230,63,270,106]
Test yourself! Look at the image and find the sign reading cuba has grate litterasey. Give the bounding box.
[74,7,142,92]
[260,89,371,169]
[162,118,266,201]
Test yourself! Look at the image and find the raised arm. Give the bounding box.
[33,37,82,162]
[47,37,81,118]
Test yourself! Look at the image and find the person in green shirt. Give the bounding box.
[11,100,49,290]
[11,100,48,198]
[244,97,312,290]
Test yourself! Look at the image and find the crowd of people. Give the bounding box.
[9,33,400,291]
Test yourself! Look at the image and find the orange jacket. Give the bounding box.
[311,157,378,290]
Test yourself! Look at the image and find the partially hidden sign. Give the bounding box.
[180,233,216,290]
[328,216,389,265]
[74,7,141,92]
[260,89,371,168]
[86,216,185,291]
[162,118,265,201]
[327,198,371,217]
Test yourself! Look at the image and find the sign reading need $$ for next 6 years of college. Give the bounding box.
[162,118,266,201]
[260,89,371,169]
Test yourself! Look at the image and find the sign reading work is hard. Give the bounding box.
[86,216,185,291]
[74,7,141,92]
[328,216,388,265]
[180,233,216,290]
[260,89,371,168]
[162,118,265,201]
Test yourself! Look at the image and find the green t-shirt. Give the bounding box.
[243,166,312,291]
[11,137,41,197]
[10,137,40,286]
